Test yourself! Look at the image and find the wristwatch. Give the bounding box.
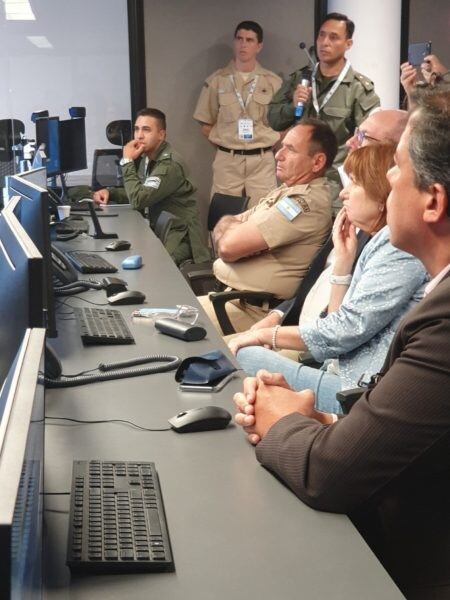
[119,157,133,166]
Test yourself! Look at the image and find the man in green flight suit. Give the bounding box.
[268,12,380,214]
[93,108,210,266]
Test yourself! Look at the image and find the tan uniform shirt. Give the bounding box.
[193,61,282,150]
[213,178,331,299]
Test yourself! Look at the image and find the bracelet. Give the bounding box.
[329,274,352,286]
[272,325,281,352]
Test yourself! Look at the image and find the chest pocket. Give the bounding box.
[247,90,272,123]
[218,92,241,122]
[321,105,352,138]
[149,163,169,178]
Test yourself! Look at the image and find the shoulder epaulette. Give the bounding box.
[354,71,375,91]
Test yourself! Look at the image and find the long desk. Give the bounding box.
[44,206,403,599]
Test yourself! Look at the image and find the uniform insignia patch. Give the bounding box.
[144,176,161,189]
[276,196,303,221]
[297,197,310,213]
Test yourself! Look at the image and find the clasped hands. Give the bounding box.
[233,370,333,446]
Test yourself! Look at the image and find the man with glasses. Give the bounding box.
[345,109,409,152]
[268,13,380,214]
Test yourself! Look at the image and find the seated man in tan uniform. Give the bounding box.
[198,118,336,334]
[193,21,282,207]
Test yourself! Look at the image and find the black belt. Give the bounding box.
[217,145,273,156]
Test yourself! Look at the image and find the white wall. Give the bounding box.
[328,0,402,108]
[0,0,131,184]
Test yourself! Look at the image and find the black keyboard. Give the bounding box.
[67,251,118,274]
[67,460,174,574]
[73,307,135,345]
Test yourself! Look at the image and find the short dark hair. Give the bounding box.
[408,85,450,211]
[234,21,263,43]
[135,108,166,130]
[299,118,338,171]
[320,12,355,39]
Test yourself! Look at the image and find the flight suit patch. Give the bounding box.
[144,176,161,189]
[276,196,302,221]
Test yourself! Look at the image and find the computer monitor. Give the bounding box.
[0,196,44,356]
[35,116,87,177]
[0,199,45,597]
[8,169,57,337]
[59,117,87,174]
[0,327,45,599]
[35,116,60,178]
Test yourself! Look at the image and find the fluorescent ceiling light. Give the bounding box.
[3,0,36,20]
[27,36,53,49]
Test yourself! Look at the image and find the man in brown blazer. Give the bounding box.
[233,84,450,599]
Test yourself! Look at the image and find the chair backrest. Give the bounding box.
[106,120,132,146]
[154,211,176,246]
[91,149,123,191]
[207,193,249,232]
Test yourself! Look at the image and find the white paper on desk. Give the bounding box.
[338,165,350,188]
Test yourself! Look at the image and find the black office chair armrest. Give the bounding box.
[179,262,222,296]
[335,387,365,415]
[209,290,278,336]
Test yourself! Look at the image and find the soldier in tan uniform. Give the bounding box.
[198,119,337,334]
[193,21,282,207]
[268,13,380,214]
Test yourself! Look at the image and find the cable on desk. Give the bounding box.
[46,416,171,432]
[41,354,181,388]
[58,295,109,308]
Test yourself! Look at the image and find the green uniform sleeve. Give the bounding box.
[267,72,299,131]
[107,186,129,204]
[120,159,185,211]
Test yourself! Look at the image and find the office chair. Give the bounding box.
[91,149,123,191]
[179,193,249,296]
[154,210,177,246]
[90,120,132,192]
[105,120,132,146]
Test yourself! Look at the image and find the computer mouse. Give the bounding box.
[168,406,232,433]
[122,255,143,269]
[105,240,131,251]
[107,290,146,305]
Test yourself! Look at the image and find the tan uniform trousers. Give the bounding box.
[211,149,277,208]
[198,294,270,335]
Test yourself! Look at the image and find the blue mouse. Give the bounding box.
[121,255,143,269]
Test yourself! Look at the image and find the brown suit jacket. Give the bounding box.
[256,273,450,598]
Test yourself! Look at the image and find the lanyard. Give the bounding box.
[311,60,351,115]
[229,74,259,114]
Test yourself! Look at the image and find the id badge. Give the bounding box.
[238,118,254,140]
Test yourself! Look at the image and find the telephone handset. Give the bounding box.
[51,244,78,285]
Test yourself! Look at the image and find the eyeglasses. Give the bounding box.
[354,127,381,146]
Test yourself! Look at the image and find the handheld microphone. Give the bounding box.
[294,76,310,120]
[299,42,316,69]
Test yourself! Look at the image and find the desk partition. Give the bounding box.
[43,206,403,599]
